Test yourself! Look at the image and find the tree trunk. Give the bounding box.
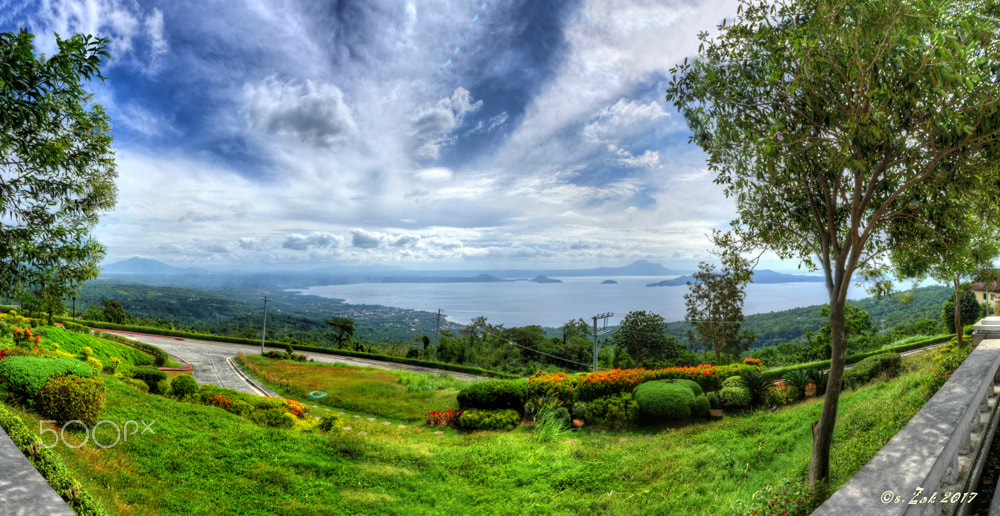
[954,276,964,347]
[810,293,848,487]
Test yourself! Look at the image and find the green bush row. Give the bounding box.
[842,352,903,390]
[67,318,518,379]
[458,408,520,431]
[0,356,94,406]
[91,332,168,367]
[0,403,109,515]
[131,366,168,394]
[456,379,528,412]
[763,333,954,379]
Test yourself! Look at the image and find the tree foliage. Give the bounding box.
[324,316,355,348]
[666,0,1000,486]
[0,30,117,299]
[684,253,756,363]
[941,287,980,334]
[611,310,681,367]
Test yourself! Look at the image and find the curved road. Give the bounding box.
[108,332,487,397]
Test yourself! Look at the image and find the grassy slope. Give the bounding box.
[36,326,155,366]
[237,354,463,422]
[7,354,934,515]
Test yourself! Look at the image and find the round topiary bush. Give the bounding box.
[171,374,198,398]
[719,375,751,408]
[706,391,721,410]
[634,380,695,419]
[690,394,711,418]
[85,356,103,374]
[37,374,106,425]
[675,379,704,396]
[132,366,168,394]
[571,401,589,420]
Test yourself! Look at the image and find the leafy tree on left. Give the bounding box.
[0,30,117,306]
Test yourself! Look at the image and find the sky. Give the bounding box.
[0,0,753,272]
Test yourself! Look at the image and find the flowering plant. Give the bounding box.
[425,409,464,426]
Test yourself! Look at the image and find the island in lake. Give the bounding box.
[601,279,618,284]
[529,275,562,283]
[646,269,825,287]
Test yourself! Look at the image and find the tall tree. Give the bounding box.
[324,317,355,348]
[666,0,1000,486]
[611,310,680,367]
[684,251,756,363]
[0,30,117,299]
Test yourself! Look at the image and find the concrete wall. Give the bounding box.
[814,318,1000,515]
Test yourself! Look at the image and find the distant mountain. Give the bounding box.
[529,275,562,284]
[647,269,825,287]
[601,279,618,284]
[102,258,193,275]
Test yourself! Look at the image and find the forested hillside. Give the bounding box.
[665,285,952,349]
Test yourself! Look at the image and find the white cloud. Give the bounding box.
[282,232,345,251]
[243,76,357,147]
[411,87,482,160]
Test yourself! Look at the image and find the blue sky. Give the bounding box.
[1,0,748,271]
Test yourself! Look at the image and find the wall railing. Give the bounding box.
[814,317,1000,515]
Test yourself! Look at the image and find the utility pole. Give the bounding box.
[592,312,613,372]
[261,296,269,355]
[434,308,445,360]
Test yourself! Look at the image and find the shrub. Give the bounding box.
[741,370,774,407]
[0,356,93,404]
[719,376,751,408]
[132,365,168,394]
[79,346,93,359]
[674,378,704,396]
[690,394,711,418]
[810,368,829,396]
[125,378,149,393]
[634,380,695,419]
[106,356,122,374]
[458,409,520,431]
[425,409,464,426]
[706,391,721,409]
[923,341,973,399]
[251,407,297,428]
[588,392,640,429]
[535,407,570,442]
[62,321,91,334]
[457,379,528,412]
[784,369,811,401]
[318,415,346,432]
[571,401,589,420]
[37,374,106,425]
[843,352,902,390]
[171,374,199,398]
[526,371,577,405]
[85,356,103,374]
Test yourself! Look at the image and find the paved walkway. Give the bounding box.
[0,425,75,516]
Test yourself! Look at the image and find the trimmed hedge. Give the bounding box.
[456,379,528,412]
[37,374,106,425]
[843,352,903,390]
[458,408,521,431]
[633,380,695,419]
[0,356,94,405]
[131,366,167,394]
[0,403,109,515]
[763,333,955,380]
[92,332,168,367]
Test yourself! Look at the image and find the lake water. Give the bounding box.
[289,275,863,327]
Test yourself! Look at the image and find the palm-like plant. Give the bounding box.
[741,371,774,408]
[785,369,812,401]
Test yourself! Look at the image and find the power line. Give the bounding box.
[503,339,592,369]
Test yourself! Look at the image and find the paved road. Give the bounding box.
[0,425,75,515]
[113,333,487,397]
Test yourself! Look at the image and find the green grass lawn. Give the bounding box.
[5,353,935,515]
[36,326,156,367]
[237,354,464,422]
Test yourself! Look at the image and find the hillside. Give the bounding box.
[665,285,952,348]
